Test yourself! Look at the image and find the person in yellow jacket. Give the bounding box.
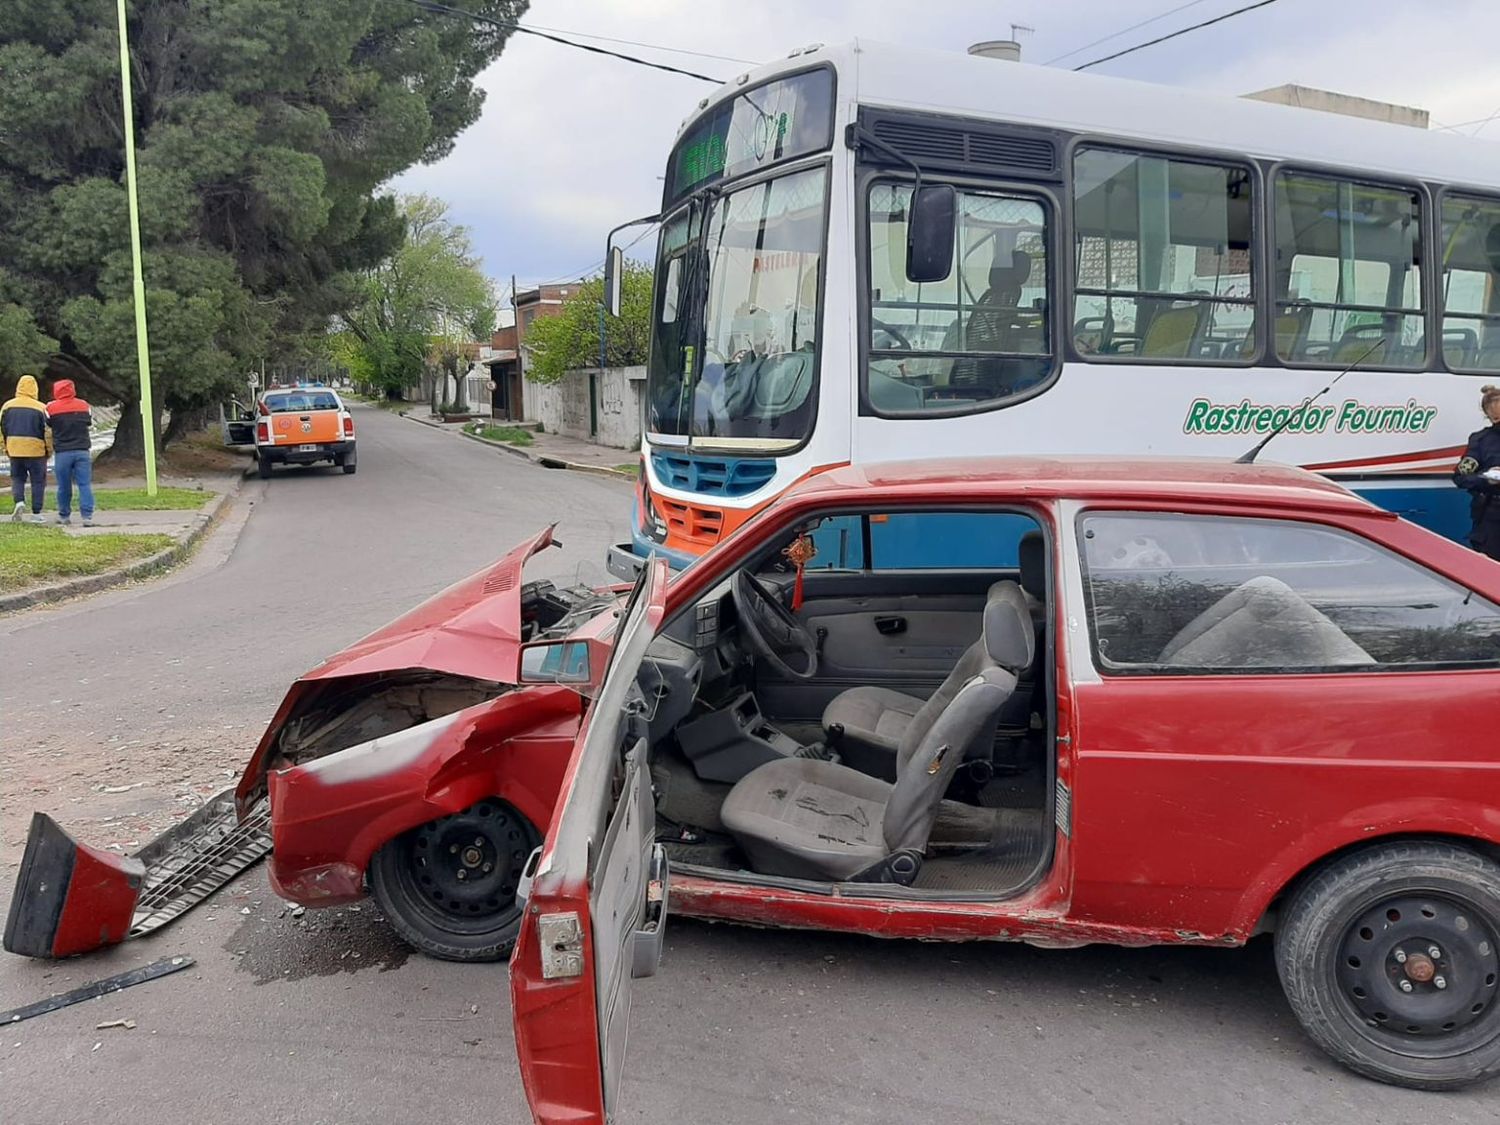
[1,375,53,523]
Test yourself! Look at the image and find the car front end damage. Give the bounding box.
[4,527,614,960]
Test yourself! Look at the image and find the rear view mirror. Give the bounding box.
[603,245,624,318]
[905,184,957,285]
[519,639,591,685]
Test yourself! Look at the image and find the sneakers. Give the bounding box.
[82,518,95,528]
[57,514,72,526]
[10,501,23,522]
[29,513,47,524]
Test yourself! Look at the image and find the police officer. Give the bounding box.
[1454,384,1500,560]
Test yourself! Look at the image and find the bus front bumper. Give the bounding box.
[606,535,698,581]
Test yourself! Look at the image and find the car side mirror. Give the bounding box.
[519,639,591,685]
[603,245,624,319]
[906,184,957,285]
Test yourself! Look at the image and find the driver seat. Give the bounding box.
[720,583,1034,882]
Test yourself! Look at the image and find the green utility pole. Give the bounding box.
[115,0,157,494]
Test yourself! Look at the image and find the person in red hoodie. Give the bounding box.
[46,380,95,526]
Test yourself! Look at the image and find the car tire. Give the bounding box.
[342,458,357,475]
[1275,840,1500,1090]
[368,799,539,963]
[257,455,272,479]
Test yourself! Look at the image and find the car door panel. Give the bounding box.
[510,559,669,1125]
[755,571,1003,721]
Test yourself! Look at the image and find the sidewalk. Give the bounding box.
[403,412,638,478]
[1,471,245,612]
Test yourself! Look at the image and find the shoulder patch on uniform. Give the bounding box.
[1459,457,1479,475]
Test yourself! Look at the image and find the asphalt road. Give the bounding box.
[1,406,1495,1124]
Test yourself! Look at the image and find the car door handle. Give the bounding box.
[874,616,906,636]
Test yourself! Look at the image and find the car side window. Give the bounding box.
[1079,512,1500,673]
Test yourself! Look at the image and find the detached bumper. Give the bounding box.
[260,440,355,465]
[3,790,271,959]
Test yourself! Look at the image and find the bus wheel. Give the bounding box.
[1276,841,1500,1090]
[368,800,539,963]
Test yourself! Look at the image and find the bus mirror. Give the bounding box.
[604,245,624,318]
[906,184,956,285]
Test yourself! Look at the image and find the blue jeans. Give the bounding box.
[54,449,94,519]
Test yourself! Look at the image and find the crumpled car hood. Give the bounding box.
[305,524,558,685]
[235,526,560,812]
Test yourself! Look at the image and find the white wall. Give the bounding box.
[524,366,645,449]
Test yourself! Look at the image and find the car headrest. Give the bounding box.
[1017,531,1045,600]
[982,580,1035,672]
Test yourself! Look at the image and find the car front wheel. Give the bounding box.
[368,799,539,962]
[1276,840,1500,1090]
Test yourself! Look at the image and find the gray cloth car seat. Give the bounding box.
[822,579,1022,774]
[723,583,1034,881]
[1159,575,1375,668]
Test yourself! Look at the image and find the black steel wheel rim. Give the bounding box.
[1334,891,1500,1058]
[392,801,537,936]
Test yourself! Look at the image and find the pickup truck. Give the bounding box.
[252,386,357,478]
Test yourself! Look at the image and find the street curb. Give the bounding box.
[401,410,635,480]
[0,476,245,615]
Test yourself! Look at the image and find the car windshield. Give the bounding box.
[265,391,339,412]
[646,165,828,451]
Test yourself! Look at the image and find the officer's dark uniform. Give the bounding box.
[1454,423,1500,559]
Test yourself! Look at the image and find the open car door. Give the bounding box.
[510,557,671,1125]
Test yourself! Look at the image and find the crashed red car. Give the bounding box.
[5,525,625,965]
[511,456,1500,1123]
[231,525,627,961]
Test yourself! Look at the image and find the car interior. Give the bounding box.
[633,507,1057,898]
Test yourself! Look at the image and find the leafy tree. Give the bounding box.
[0,297,56,378]
[0,0,525,458]
[340,193,495,403]
[524,262,652,383]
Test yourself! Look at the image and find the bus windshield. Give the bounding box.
[647,164,828,450]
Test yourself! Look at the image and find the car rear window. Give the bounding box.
[264,391,339,412]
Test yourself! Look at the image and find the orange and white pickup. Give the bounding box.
[253,386,357,478]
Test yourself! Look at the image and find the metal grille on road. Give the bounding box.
[128,790,272,937]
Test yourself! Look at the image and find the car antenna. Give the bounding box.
[1236,339,1382,465]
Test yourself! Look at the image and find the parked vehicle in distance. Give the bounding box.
[510,454,1500,1122]
[252,384,357,477]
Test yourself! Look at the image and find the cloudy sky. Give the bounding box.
[394,0,1500,295]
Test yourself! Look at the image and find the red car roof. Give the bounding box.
[789,456,1380,518]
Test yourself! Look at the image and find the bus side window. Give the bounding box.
[1440,192,1500,372]
[1273,172,1424,369]
[1072,148,1257,363]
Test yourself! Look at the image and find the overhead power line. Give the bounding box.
[537,223,658,289]
[521,23,758,67]
[407,0,727,84]
[1072,0,1283,72]
[1044,0,1217,66]
[1432,103,1500,136]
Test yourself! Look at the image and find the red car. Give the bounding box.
[230,526,623,962]
[510,455,1500,1119]
[5,527,623,964]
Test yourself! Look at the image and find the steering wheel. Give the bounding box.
[871,317,913,351]
[731,571,819,680]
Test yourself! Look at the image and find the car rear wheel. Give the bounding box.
[257,455,272,479]
[1276,840,1500,1090]
[368,799,539,962]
